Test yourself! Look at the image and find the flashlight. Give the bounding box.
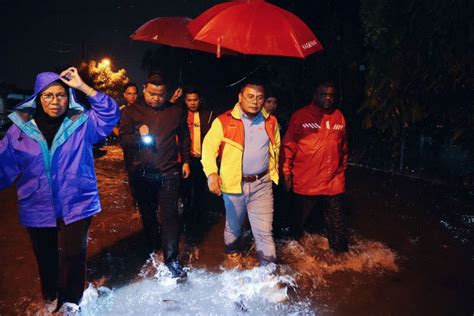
[141,134,153,145]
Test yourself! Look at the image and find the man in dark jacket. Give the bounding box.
[119,76,190,279]
[181,87,214,242]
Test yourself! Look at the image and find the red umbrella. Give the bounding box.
[188,0,323,58]
[130,16,235,56]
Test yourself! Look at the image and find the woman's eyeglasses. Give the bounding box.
[41,93,68,102]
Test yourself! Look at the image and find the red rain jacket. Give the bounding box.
[281,102,348,196]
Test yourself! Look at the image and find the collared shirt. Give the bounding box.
[187,111,201,157]
[241,111,269,175]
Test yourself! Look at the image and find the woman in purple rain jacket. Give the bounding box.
[0,67,119,312]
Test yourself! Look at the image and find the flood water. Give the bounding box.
[0,145,472,315]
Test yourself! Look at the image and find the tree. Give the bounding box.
[82,59,129,100]
[359,0,472,171]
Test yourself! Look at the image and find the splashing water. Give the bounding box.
[21,234,398,315]
[279,234,399,289]
[75,234,397,316]
[76,254,313,315]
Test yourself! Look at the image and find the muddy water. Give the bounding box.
[0,145,472,315]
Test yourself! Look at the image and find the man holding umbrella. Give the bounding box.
[181,86,214,243]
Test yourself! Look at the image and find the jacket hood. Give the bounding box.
[13,72,84,114]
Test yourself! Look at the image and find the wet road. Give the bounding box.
[0,145,472,315]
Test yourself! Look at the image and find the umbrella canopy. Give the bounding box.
[130,16,235,56]
[188,0,323,58]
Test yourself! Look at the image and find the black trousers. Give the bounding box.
[181,157,211,238]
[272,181,291,236]
[291,193,349,252]
[27,217,91,306]
[123,149,138,204]
[132,173,181,263]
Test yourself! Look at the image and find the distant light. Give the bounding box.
[359,64,366,71]
[101,58,111,66]
[142,135,153,144]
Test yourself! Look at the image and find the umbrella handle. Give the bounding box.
[217,37,222,58]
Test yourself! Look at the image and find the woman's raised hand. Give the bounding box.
[60,67,96,97]
[59,67,83,89]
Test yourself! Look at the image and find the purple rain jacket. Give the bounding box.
[0,72,120,227]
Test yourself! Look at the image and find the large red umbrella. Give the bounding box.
[188,0,323,58]
[130,16,235,56]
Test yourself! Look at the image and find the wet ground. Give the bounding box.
[0,145,473,315]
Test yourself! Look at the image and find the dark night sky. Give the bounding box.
[1,0,233,89]
[1,1,472,182]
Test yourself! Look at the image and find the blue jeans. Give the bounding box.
[222,174,276,263]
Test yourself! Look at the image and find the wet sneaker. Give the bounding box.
[166,261,188,279]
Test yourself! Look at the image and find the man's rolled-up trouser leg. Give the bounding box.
[247,174,276,263]
[222,192,248,253]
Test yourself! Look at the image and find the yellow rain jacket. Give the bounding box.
[201,104,280,194]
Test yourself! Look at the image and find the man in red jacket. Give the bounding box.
[281,80,349,252]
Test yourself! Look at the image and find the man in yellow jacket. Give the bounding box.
[201,81,280,265]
